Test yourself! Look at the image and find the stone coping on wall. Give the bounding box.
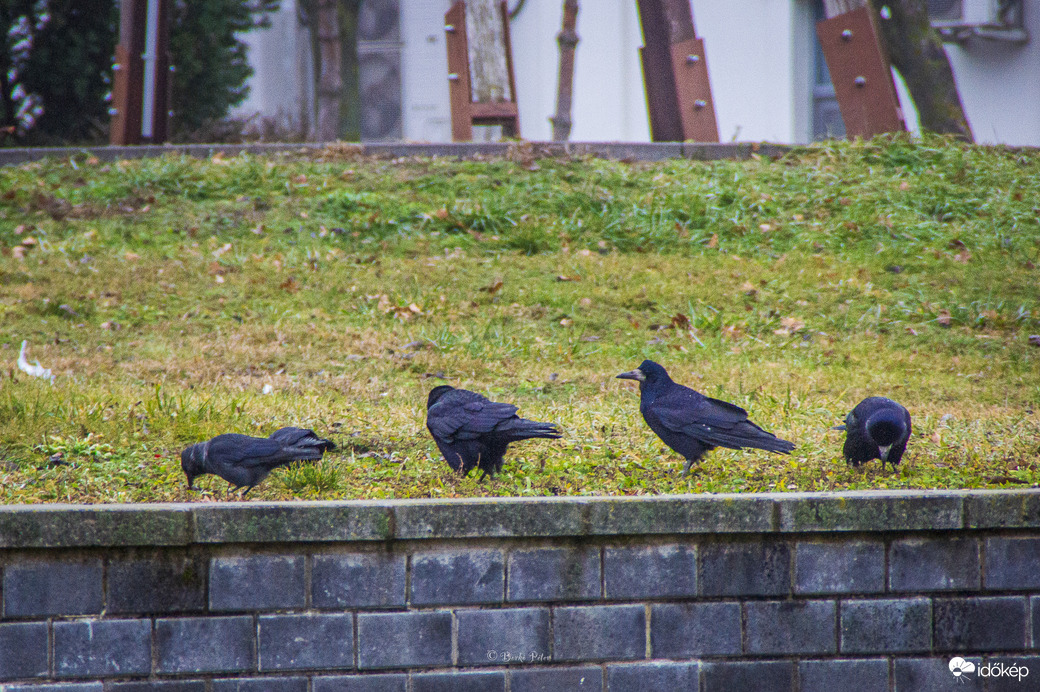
[0,140,793,166]
[1,489,1038,549]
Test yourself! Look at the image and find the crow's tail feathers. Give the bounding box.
[509,419,563,442]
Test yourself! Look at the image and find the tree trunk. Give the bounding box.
[315,0,342,141]
[868,0,973,140]
[550,0,578,141]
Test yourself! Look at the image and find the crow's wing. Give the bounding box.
[427,391,519,443]
[647,387,761,450]
[208,434,301,468]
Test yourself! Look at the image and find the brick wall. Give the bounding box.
[1,490,1038,691]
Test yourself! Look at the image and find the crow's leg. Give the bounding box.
[681,458,694,477]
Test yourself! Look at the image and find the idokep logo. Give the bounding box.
[949,657,1031,683]
[949,657,976,679]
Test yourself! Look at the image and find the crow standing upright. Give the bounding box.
[180,432,328,496]
[834,396,911,471]
[617,359,796,476]
[268,426,337,454]
[425,385,562,479]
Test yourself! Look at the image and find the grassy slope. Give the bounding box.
[0,136,1037,503]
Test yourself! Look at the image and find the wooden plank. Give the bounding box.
[817,7,905,138]
[670,37,719,142]
[110,0,147,145]
[445,1,473,141]
[470,102,519,120]
[637,0,682,142]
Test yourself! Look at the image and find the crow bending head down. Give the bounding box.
[834,396,911,471]
[617,359,796,476]
[180,431,330,496]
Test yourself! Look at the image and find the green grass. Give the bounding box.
[0,135,1038,503]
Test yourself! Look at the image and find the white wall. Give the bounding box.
[944,11,1040,146]
[231,0,313,137]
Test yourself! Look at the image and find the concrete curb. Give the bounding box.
[1,489,1037,548]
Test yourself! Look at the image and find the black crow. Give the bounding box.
[426,385,562,479]
[834,396,911,470]
[268,426,337,454]
[617,359,796,476]
[180,433,326,496]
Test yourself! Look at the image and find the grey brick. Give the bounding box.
[411,671,506,692]
[552,605,645,662]
[410,550,503,606]
[510,666,602,692]
[606,662,698,692]
[799,659,888,692]
[934,597,1027,651]
[699,540,790,597]
[3,560,102,616]
[456,607,549,666]
[701,661,794,692]
[649,602,741,658]
[894,657,983,691]
[841,598,931,653]
[983,656,1040,692]
[985,537,1040,590]
[259,614,353,671]
[107,555,206,614]
[106,683,206,692]
[604,545,696,599]
[0,622,47,680]
[507,547,600,602]
[313,553,406,609]
[313,675,407,692]
[3,685,103,692]
[211,679,308,692]
[54,619,151,677]
[889,537,979,592]
[745,600,837,655]
[209,556,305,611]
[795,541,884,594]
[357,612,452,669]
[155,616,255,674]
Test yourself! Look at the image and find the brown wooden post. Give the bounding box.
[636,0,718,142]
[110,0,147,145]
[817,0,905,138]
[444,2,473,141]
[550,0,579,142]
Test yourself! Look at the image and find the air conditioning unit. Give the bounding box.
[927,0,1028,43]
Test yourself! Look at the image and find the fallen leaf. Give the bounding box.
[1029,335,1040,347]
[21,236,37,247]
[948,238,967,250]
[905,326,919,336]
[214,275,225,284]
[556,275,581,282]
[931,431,942,444]
[773,316,805,336]
[953,251,971,263]
[759,223,773,233]
[376,294,391,313]
[937,309,952,327]
[480,279,504,295]
[671,313,692,330]
[899,181,911,191]
[123,251,140,261]
[579,297,593,308]
[433,208,450,220]
[280,277,300,292]
[14,224,28,235]
[559,318,573,327]
[706,233,719,249]
[211,243,232,259]
[293,174,307,184]
[12,246,26,259]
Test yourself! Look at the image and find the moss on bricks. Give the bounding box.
[192,502,393,543]
[778,491,963,532]
[0,505,192,548]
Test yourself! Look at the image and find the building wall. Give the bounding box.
[1,492,1040,690]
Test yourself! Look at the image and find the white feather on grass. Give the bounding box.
[17,340,54,384]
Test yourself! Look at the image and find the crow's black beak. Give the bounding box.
[831,424,847,431]
[617,369,645,382]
